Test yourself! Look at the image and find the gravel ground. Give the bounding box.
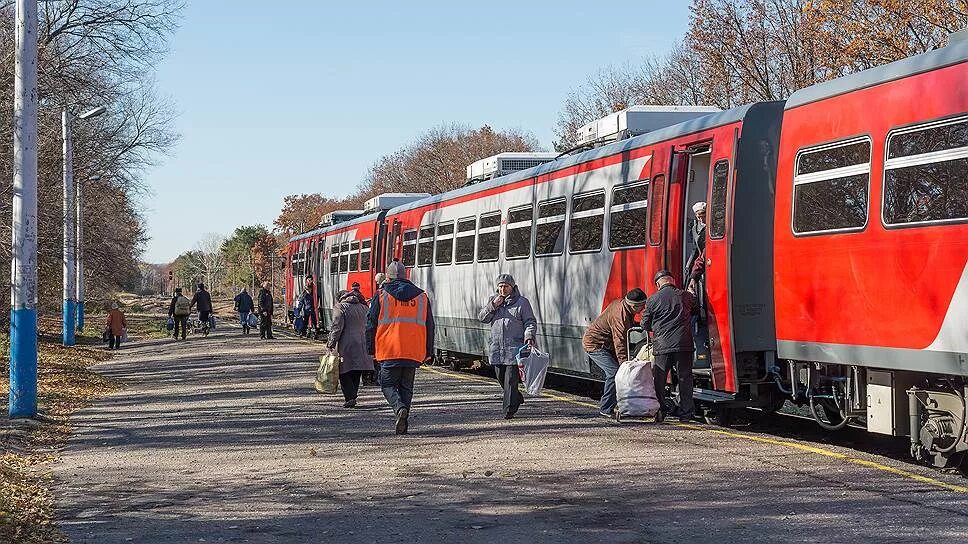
[53,326,968,544]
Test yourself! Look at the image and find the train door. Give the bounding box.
[681,146,712,369]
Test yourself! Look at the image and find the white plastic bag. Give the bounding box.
[516,346,550,396]
[615,359,660,417]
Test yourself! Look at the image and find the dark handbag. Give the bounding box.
[102,329,110,343]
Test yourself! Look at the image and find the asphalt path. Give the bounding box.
[54,327,968,543]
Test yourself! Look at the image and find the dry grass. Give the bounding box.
[0,319,120,544]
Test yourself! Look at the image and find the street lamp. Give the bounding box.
[76,174,101,332]
[62,105,105,346]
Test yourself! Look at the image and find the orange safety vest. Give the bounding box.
[375,291,429,363]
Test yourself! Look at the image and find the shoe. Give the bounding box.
[678,414,695,423]
[600,409,615,420]
[343,399,357,408]
[654,411,665,424]
[395,408,409,435]
[504,408,517,420]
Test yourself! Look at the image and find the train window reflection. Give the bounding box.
[506,204,533,259]
[455,217,476,264]
[402,230,417,267]
[793,137,870,234]
[418,226,434,267]
[709,161,729,239]
[477,212,501,262]
[609,182,649,249]
[435,221,454,265]
[349,241,360,272]
[329,244,338,275]
[884,117,968,226]
[536,199,566,256]
[570,191,605,253]
[360,238,372,271]
[340,242,350,273]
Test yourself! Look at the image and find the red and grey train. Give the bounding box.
[288,39,968,467]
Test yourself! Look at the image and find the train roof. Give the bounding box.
[786,38,968,110]
[385,103,756,216]
[289,210,383,243]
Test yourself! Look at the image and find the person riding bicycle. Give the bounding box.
[191,284,214,332]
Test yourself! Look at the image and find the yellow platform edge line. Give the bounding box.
[420,366,968,494]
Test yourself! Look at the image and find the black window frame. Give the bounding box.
[709,160,730,240]
[455,216,476,264]
[882,115,968,229]
[339,241,350,273]
[792,136,872,236]
[569,190,606,255]
[329,243,339,276]
[535,198,567,257]
[435,220,455,266]
[505,204,534,260]
[477,211,502,262]
[401,229,418,268]
[417,225,435,267]
[349,240,360,272]
[608,181,650,250]
[360,238,372,272]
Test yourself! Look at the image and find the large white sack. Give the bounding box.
[616,359,660,417]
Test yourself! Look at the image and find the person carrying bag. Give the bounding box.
[516,345,550,396]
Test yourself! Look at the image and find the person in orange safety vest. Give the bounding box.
[366,259,435,435]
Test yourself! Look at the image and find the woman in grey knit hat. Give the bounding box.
[478,273,537,419]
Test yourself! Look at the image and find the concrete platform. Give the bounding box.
[54,329,968,543]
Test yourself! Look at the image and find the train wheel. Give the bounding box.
[449,358,461,371]
[761,391,787,415]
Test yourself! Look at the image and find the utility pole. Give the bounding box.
[9,0,38,418]
[62,110,76,346]
[75,175,85,331]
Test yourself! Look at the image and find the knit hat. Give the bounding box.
[374,273,387,285]
[625,288,647,304]
[495,273,515,287]
[692,201,707,213]
[386,260,406,279]
[351,282,361,290]
[653,270,673,283]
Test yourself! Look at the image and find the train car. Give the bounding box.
[772,38,968,467]
[380,102,784,412]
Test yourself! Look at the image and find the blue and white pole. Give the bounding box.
[75,176,84,331]
[62,110,76,346]
[10,0,39,418]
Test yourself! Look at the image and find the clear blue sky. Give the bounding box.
[143,1,691,263]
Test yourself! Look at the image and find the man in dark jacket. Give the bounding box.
[298,287,315,337]
[234,287,255,335]
[258,281,274,340]
[366,260,435,435]
[643,270,698,423]
[190,284,213,326]
[582,288,648,418]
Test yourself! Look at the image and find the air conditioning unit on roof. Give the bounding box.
[321,210,364,227]
[363,193,432,212]
[575,105,721,148]
[466,152,560,184]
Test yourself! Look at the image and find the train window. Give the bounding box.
[883,117,968,226]
[709,161,729,239]
[329,244,338,276]
[360,239,372,271]
[648,175,665,245]
[417,225,434,267]
[477,212,501,262]
[339,242,350,273]
[570,191,605,253]
[535,199,566,256]
[349,241,360,272]
[793,137,871,234]
[435,221,454,265]
[402,229,417,267]
[506,204,533,259]
[609,182,649,249]
[455,217,476,264]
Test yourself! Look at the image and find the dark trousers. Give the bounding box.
[199,310,211,324]
[260,314,274,338]
[494,364,524,416]
[339,370,363,402]
[653,351,695,419]
[173,316,188,339]
[587,350,620,413]
[379,365,416,414]
[109,335,122,349]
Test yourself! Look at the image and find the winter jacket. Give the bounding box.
[328,291,371,374]
[191,289,213,313]
[105,309,127,336]
[478,286,537,366]
[582,298,638,363]
[300,291,315,316]
[365,279,435,368]
[168,295,190,317]
[234,292,254,313]
[258,288,274,316]
[642,283,697,355]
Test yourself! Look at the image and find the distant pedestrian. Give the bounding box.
[328,290,370,408]
[190,284,213,326]
[105,302,127,350]
[168,288,191,340]
[366,260,435,435]
[298,287,315,337]
[643,270,698,423]
[258,281,275,340]
[478,273,536,419]
[582,288,648,418]
[234,287,255,335]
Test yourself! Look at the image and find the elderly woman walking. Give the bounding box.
[105,302,127,350]
[478,274,537,419]
[328,289,371,408]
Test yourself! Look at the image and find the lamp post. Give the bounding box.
[76,174,101,332]
[10,0,38,418]
[62,106,105,346]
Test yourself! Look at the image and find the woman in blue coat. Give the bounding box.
[478,274,537,419]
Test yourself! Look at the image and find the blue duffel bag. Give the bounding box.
[166,317,174,331]
[294,316,304,331]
